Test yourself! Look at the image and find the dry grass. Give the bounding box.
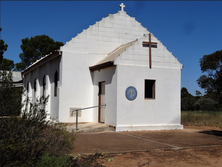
[181,111,222,129]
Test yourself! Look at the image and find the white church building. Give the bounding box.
[22,3,183,131]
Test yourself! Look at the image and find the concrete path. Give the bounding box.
[71,126,222,155]
[62,122,115,133]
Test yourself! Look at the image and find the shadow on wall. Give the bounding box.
[90,67,116,85]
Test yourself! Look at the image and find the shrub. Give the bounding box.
[181,97,196,111]
[0,70,22,116]
[196,98,218,111]
[36,153,72,167]
[0,96,76,166]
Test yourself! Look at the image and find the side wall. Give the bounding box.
[116,65,182,131]
[58,51,95,122]
[22,57,61,120]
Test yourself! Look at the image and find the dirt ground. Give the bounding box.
[98,146,222,167]
[73,126,222,166]
[97,126,222,167]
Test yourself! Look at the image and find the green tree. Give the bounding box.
[181,87,192,99]
[195,98,218,111]
[0,58,15,71]
[0,28,8,64]
[15,35,64,71]
[195,90,202,97]
[0,28,15,71]
[197,50,222,103]
[181,87,196,111]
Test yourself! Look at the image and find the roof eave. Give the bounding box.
[21,50,62,76]
[89,61,114,72]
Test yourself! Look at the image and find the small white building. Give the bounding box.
[22,4,183,131]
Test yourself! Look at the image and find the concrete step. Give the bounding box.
[61,122,115,133]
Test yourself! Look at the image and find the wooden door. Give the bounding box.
[99,82,105,123]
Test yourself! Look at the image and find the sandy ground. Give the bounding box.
[73,126,222,166]
[98,146,222,167]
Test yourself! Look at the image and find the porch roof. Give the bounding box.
[89,40,137,72]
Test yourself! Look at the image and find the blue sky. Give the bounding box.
[1,1,222,95]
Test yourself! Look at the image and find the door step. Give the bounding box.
[61,122,115,133]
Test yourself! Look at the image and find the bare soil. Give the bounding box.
[73,126,222,166]
[98,146,222,167]
[99,126,222,167]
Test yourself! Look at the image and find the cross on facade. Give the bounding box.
[143,33,158,69]
[119,3,125,11]
[129,89,134,98]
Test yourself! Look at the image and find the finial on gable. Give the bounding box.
[119,3,125,11]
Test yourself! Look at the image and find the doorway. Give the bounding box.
[98,82,105,123]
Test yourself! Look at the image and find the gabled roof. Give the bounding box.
[89,40,137,72]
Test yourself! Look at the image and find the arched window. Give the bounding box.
[26,82,29,93]
[54,71,58,97]
[42,75,46,96]
[34,79,37,98]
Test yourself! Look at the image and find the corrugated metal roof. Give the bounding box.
[0,71,22,82]
[12,71,22,82]
[22,50,61,75]
[95,40,137,65]
[0,71,23,87]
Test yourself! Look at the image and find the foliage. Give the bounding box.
[195,90,202,97]
[0,28,15,71]
[181,87,192,99]
[15,35,64,71]
[0,96,76,167]
[71,150,114,167]
[0,70,22,116]
[195,98,218,111]
[181,87,220,111]
[181,87,196,111]
[0,58,15,71]
[36,153,72,167]
[181,96,196,111]
[181,111,222,129]
[197,49,222,103]
[0,28,8,63]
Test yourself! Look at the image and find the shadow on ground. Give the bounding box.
[199,130,222,137]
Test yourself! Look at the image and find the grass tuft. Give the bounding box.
[181,111,222,129]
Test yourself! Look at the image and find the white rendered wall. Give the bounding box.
[92,67,117,126]
[115,65,182,130]
[58,50,118,124]
[58,51,95,122]
[22,56,61,120]
[113,35,183,131]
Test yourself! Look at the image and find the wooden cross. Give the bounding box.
[119,3,125,11]
[143,33,158,68]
